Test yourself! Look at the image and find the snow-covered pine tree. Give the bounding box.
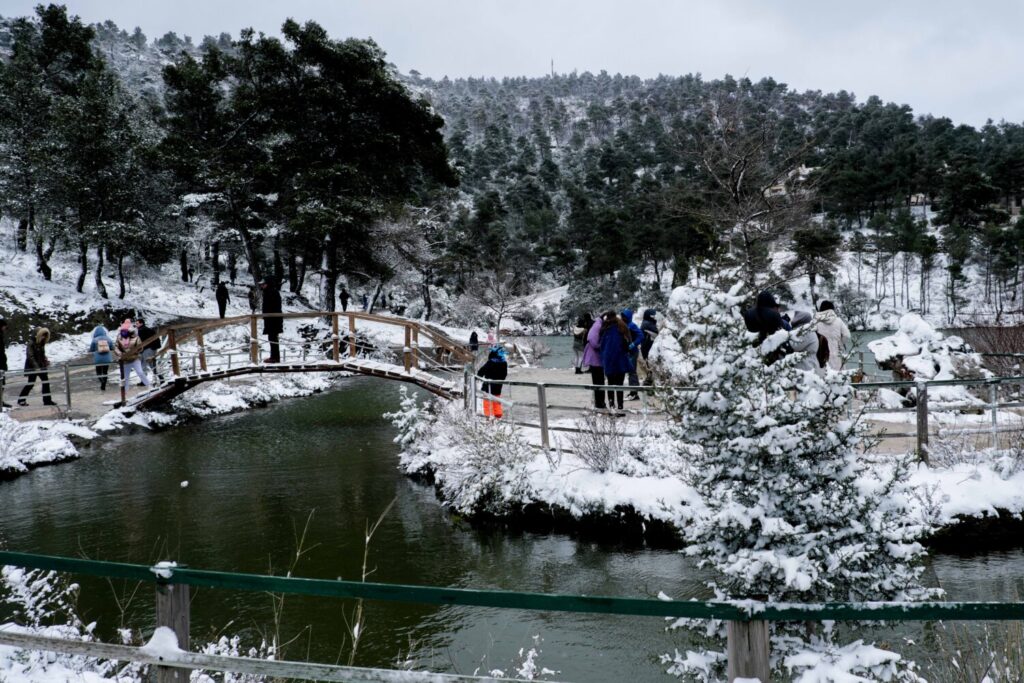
[652,280,937,682]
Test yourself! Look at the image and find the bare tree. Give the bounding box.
[467,269,528,340]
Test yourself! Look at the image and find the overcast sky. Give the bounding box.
[0,0,1019,126]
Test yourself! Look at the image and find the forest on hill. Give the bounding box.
[2,5,1024,327]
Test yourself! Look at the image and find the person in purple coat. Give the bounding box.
[599,311,633,412]
[582,315,607,409]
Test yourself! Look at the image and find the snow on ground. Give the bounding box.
[0,413,95,476]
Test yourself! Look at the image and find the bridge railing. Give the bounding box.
[0,550,1021,683]
[466,372,1024,459]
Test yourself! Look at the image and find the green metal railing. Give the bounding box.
[2,549,1024,683]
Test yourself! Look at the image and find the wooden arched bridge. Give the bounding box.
[123,311,474,409]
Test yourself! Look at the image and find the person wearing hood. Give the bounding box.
[639,309,659,384]
[600,311,633,413]
[788,311,822,375]
[817,301,851,370]
[17,327,56,406]
[621,308,645,400]
[582,315,607,409]
[477,345,508,418]
[114,320,151,391]
[469,330,479,352]
[261,276,283,363]
[88,325,115,391]
[742,291,792,342]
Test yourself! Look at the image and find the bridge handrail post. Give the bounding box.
[348,315,357,357]
[726,619,770,682]
[155,575,190,683]
[463,364,472,412]
[404,326,412,373]
[63,364,71,410]
[196,330,207,372]
[331,314,341,362]
[990,381,999,449]
[168,330,181,377]
[537,383,550,449]
[916,382,929,464]
[249,316,259,365]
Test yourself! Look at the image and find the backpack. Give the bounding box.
[816,333,830,368]
[96,338,110,354]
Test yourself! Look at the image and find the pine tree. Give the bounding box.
[654,280,935,682]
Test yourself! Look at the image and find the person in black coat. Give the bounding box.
[18,327,56,406]
[742,291,791,343]
[215,282,230,319]
[339,287,350,312]
[468,330,479,352]
[477,346,508,418]
[261,277,283,362]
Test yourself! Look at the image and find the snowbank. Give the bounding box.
[0,413,95,476]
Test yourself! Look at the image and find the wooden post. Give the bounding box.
[119,361,127,406]
[331,314,340,362]
[916,382,929,464]
[537,383,550,449]
[463,364,472,412]
[990,382,999,449]
[411,326,420,368]
[63,364,71,409]
[155,582,190,683]
[196,330,207,372]
[249,315,259,365]
[404,326,412,372]
[726,620,770,683]
[347,315,357,357]
[168,330,180,377]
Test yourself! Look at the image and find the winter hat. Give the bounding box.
[643,309,657,321]
[756,291,779,309]
[819,300,835,312]
[621,308,634,324]
[36,327,50,343]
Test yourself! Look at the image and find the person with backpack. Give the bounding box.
[582,314,607,410]
[17,327,56,406]
[572,312,594,375]
[639,309,659,384]
[215,282,230,319]
[816,301,851,370]
[620,308,645,400]
[600,311,633,413]
[88,325,115,391]
[114,320,151,391]
[477,345,508,418]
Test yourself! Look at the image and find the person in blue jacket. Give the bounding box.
[599,311,633,413]
[621,308,645,400]
[88,325,115,391]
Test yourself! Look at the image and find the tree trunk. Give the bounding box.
[273,238,284,284]
[808,271,817,309]
[35,236,52,280]
[287,250,298,292]
[296,255,306,293]
[212,241,221,285]
[94,244,108,299]
[117,253,126,299]
[236,225,262,287]
[421,276,433,321]
[179,249,189,282]
[368,281,383,313]
[76,240,88,293]
[16,218,27,252]
[318,235,337,312]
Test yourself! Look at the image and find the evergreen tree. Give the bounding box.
[654,280,934,682]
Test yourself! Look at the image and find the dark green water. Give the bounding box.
[0,376,1021,681]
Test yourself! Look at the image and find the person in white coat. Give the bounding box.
[816,301,851,370]
[789,310,822,375]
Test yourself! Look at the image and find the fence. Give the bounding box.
[0,550,1022,682]
[464,370,1024,459]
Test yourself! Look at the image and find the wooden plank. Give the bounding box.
[0,630,558,683]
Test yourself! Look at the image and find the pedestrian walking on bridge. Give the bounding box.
[215,282,230,319]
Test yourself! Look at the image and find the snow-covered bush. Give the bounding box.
[391,398,535,515]
[0,413,83,475]
[869,313,989,407]
[652,280,936,682]
[568,413,691,478]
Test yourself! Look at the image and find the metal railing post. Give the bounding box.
[154,579,190,683]
[191,356,197,375]
[464,364,472,412]
[990,381,999,449]
[916,382,929,464]
[119,360,127,406]
[63,364,71,409]
[537,383,550,449]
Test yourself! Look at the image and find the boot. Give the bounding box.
[17,399,27,407]
[574,367,583,375]
[626,392,640,401]
[43,398,58,406]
